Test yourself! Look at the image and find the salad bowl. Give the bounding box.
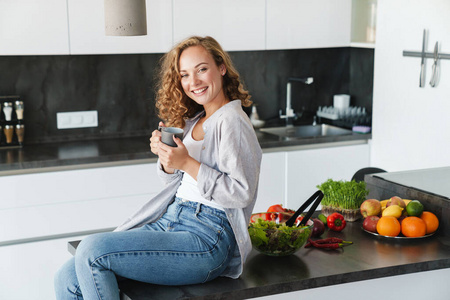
[248,212,314,256]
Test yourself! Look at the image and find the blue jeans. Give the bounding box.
[54,198,236,300]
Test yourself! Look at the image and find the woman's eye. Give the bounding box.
[180,74,188,78]
[198,68,207,73]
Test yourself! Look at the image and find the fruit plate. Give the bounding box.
[361,227,435,240]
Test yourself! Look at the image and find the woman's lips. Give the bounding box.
[192,87,208,95]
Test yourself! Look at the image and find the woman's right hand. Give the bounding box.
[149,121,164,156]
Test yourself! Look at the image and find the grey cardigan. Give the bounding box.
[114,100,262,279]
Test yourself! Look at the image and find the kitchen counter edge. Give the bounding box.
[0,132,371,176]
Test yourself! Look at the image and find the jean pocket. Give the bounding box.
[194,212,226,241]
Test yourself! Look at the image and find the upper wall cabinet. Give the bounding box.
[351,0,377,48]
[172,0,265,51]
[266,0,352,50]
[68,0,173,54]
[0,0,70,55]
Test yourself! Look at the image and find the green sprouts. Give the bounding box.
[317,179,369,210]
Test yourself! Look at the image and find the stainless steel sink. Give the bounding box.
[260,124,352,139]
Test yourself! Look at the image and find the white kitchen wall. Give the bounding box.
[371,0,450,171]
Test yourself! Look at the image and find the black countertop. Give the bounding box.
[0,129,371,174]
[68,220,450,300]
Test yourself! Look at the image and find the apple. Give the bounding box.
[363,216,380,233]
[360,199,382,218]
[386,196,406,209]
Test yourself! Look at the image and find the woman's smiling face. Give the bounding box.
[179,45,227,110]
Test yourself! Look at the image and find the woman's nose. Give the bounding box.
[190,74,201,86]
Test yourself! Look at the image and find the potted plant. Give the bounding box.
[317,179,369,222]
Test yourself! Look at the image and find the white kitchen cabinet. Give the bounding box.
[253,268,450,300]
[266,0,352,50]
[256,142,370,212]
[254,152,286,213]
[0,0,69,55]
[68,0,173,54]
[285,143,370,210]
[0,162,161,300]
[351,0,377,47]
[0,163,159,243]
[0,234,87,300]
[172,0,265,51]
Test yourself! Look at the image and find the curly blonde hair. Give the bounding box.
[155,36,251,128]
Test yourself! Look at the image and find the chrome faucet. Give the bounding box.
[279,77,314,126]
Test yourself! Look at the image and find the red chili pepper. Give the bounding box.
[327,212,347,232]
[307,238,353,249]
[305,237,352,248]
[315,237,345,244]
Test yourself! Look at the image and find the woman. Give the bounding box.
[54,36,262,300]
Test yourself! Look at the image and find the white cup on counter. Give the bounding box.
[333,94,350,116]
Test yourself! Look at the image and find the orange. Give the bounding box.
[377,216,401,237]
[420,211,439,234]
[401,217,427,237]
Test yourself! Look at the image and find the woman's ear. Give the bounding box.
[220,64,226,76]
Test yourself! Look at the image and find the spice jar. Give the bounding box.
[3,102,13,121]
[15,124,25,144]
[4,124,14,144]
[15,101,24,120]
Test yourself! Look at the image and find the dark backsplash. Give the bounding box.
[349,47,375,113]
[0,48,374,144]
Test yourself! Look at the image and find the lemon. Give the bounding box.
[382,205,403,218]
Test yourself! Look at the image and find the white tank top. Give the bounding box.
[175,120,224,211]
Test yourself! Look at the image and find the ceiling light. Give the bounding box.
[104,0,147,36]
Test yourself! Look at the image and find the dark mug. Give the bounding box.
[159,126,184,147]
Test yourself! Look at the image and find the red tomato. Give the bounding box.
[267,204,285,221]
[295,216,304,226]
[267,204,285,213]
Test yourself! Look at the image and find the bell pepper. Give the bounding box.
[327,212,346,232]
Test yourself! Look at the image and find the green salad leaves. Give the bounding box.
[248,218,311,256]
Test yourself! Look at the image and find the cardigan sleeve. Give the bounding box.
[156,158,182,186]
